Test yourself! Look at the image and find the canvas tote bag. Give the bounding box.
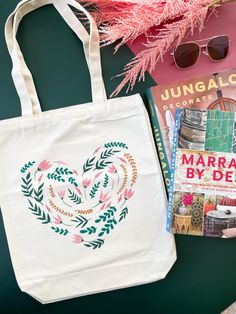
[0,0,176,304]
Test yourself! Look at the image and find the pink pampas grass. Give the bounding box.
[78,0,234,95]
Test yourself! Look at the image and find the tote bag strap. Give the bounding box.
[5,0,107,116]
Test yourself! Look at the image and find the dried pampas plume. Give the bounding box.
[78,0,235,96]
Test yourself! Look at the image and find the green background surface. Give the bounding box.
[0,1,236,313]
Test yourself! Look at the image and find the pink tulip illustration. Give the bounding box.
[106,201,111,209]
[101,203,106,211]
[57,190,71,207]
[52,214,72,226]
[82,178,91,199]
[118,194,123,203]
[34,159,52,179]
[73,234,84,244]
[108,165,120,185]
[121,188,135,207]
[94,191,110,207]
[52,215,62,224]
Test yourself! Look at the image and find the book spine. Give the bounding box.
[146,89,171,193]
[166,109,182,232]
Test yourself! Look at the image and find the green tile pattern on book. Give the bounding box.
[205,111,234,153]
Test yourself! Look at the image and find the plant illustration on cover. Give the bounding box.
[20,142,138,250]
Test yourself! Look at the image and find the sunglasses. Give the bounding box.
[172,35,230,69]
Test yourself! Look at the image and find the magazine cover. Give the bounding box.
[146,68,236,192]
[167,108,236,238]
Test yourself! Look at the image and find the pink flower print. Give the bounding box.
[108,165,117,174]
[101,203,106,211]
[34,159,52,179]
[124,188,135,200]
[118,194,123,203]
[52,213,72,227]
[82,178,91,199]
[121,188,135,207]
[106,201,111,209]
[58,190,65,199]
[182,193,193,206]
[99,191,110,203]
[73,234,84,244]
[108,165,120,185]
[38,160,52,171]
[94,191,110,207]
[58,190,71,207]
[53,214,62,224]
[82,178,91,188]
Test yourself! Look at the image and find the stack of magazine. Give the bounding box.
[146,68,236,238]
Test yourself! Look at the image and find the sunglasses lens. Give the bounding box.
[207,35,229,61]
[174,43,200,68]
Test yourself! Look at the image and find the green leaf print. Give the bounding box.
[28,200,50,224]
[83,156,96,174]
[20,161,36,173]
[51,226,69,236]
[68,189,82,205]
[84,239,104,250]
[119,207,128,222]
[89,182,101,199]
[21,173,33,197]
[80,226,97,235]
[71,215,88,228]
[104,142,128,149]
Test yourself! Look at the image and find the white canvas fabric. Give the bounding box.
[0,0,176,304]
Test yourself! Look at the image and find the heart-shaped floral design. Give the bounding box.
[20,142,138,250]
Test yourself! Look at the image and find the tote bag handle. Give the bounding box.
[5,0,107,116]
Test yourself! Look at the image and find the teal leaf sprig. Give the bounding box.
[55,167,73,176]
[103,174,109,188]
[119,207,128,222]
[80,226,97,235]
[33,183,44,204]
[28,200,51,224]
[51,226,69,236]
[68,189,82,204]
[83,156,96,174]
[95,206,116,223]
[21,173,33,197]
[104,142,128,149]
[89,182,101,199]
[47,173,65,182]
[71,215,89,228]
[98,218,117,237]
[84,239,104,250]
[68,177,78,187]
[21,161,36,173]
